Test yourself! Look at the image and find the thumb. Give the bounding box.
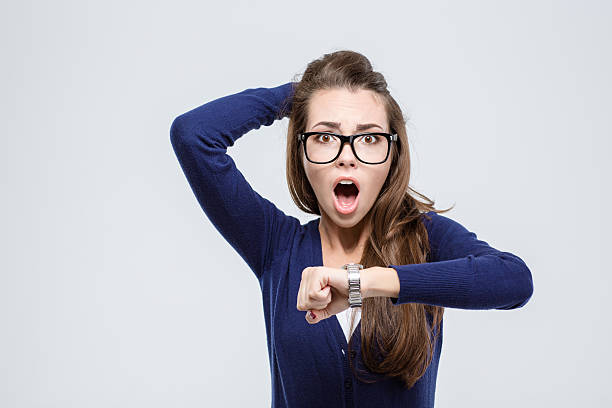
[306,286,331,324]
[306,291,349,325]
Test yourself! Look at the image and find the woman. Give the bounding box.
[170,50,533,407]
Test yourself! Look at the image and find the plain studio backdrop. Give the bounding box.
[1,0,610,407]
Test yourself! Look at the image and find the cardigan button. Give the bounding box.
[344,379,352,390]
[349,350,357,358]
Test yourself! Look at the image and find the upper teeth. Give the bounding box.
[339,180,353,185]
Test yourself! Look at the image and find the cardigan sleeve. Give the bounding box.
[169,83,300,282]
[388,211,534,310]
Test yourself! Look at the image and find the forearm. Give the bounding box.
[365,255,533,310]
[361,267,400,299]
[170,82,294,152]
[365,212,535,310]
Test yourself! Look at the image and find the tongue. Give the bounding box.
[335,185,358,206]
[338,194,356,206]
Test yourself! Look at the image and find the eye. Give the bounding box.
[315,133,335,143]
[358,134,379,144]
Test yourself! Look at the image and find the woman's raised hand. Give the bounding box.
[296,266,350,324]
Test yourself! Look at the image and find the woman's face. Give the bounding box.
[302,87,393,229]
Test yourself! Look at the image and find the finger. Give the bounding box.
[297,269,311,311]
[305,307,332,324]
[318,285,331,300]
[326,295,350,316]
[307,285,331,310]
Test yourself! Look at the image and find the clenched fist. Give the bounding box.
[296,266,351,324]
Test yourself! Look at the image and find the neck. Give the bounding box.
[318,211,371,258]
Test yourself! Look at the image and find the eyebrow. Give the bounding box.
[311,121,384,132]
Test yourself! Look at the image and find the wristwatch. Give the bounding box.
[342,263,364,308]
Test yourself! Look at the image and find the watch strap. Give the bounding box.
[343,263,363,308]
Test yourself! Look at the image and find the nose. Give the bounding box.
[336,140,357,167]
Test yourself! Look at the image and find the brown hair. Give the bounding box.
[284,50,454,389]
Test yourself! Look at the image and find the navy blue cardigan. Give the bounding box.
[169,82,534,407]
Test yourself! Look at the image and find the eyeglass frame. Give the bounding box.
[297,131,398,164]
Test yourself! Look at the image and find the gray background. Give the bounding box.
[2,0,610,406]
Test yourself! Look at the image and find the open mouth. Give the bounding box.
[333,182,360,214]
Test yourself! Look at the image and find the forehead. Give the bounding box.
[306,87,387,131]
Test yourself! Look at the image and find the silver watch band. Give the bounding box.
[342,263,363,308]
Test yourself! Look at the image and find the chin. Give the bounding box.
[334,216,363,229]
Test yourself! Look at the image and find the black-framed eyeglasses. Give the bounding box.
[297,131,398,164]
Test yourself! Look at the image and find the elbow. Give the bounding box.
[500,260,534,310]
[474,253,534,310]
[521,264,534,303]
[170,114,204,159]
[170,115,221,156]
[517,266,534,308]
[169,115,188,152]
[509,275,533,309]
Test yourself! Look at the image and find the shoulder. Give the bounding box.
[420,210,466,238]
[419,210,478,262]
